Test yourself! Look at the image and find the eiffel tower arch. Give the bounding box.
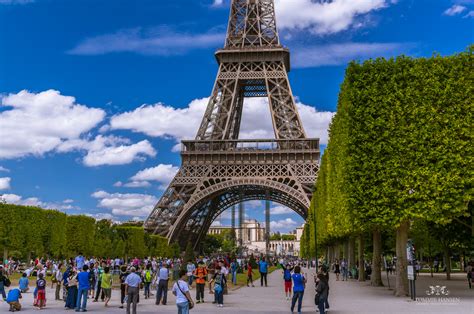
[144,0,320,249]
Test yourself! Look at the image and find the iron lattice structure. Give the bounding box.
[144,0,320,248]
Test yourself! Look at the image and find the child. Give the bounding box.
[100,266,113,307]
[210,268,226,307]
[246,262,255,287]
[6,287,22,312]
[19,273,29,293]
[36,273,46,309]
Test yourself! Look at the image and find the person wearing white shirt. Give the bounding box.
[172,270,194,314]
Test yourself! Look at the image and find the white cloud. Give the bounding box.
[464,10,474,18]
[444,4,467,16]
[292,42,411,68]
[85,212,115,221]
[57,135,156,167]
[110,98,205,140]
[69,27,224,56]
[111,97,334,145]
[0,90,105,159]
[91,190,158,217]
[275,0,390,35]
[0,167,10,172]
[129,164,179,189]
[270,218,298,230]
[211,0,224,7]
[270,205,294,215]
[0,177,11,190]
[63,199,74,204]
[211,220,222,227]
[0,193,76,210]
[0,0,34,4]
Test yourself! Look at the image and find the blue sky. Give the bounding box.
[0,0,472,233]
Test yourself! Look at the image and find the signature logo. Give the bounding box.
[425,285,450,296]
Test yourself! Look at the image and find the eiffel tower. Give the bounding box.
[144,0,319,249]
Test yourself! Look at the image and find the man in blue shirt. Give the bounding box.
[125,267,142,314]
[76,265,90,312]
[6,288,22,312]
[258,257,269,287]
[75,253,85,270]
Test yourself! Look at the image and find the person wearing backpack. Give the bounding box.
[209,267,226,307]
[281,263,294,300]
[290,266,306,314]
[143,264,153,299]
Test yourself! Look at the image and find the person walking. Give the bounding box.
[76,265,90,312]
[156,263,169,305]
[210,267,226,307]
[258,257,268,287]
[194,261,207,303]
[143,264,153,299]
[125,266,142,314]
[246,261,255,287]
[315,272,329,314]
[341,259,348,281]
[101,266,113,307]
[93,262,104,302]
[290,266,306,314]
[172,270,194,314]
[0,268,10,300]
[334,259,341,281]
[466,261,473,289]
[119,266,129,309]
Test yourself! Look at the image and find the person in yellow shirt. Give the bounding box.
[100,267,113,307]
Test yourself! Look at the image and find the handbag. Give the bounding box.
[314,293,320,306]
[176,280,194,310]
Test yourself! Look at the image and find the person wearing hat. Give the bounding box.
[124,266,142,314]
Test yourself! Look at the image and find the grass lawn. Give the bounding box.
[233,266,280,288]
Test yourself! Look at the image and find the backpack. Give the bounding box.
[4,277,11,287]
[145,270,152,282]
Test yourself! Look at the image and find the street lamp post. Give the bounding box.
[314,212,318,270]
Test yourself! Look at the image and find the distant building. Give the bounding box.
[208,219,304,256]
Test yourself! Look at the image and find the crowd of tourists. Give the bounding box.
[0,254,286,313]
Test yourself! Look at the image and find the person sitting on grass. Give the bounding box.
[6,287,22,312]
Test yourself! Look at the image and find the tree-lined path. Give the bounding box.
[2,268,471,313]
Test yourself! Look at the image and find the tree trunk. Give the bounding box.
[348,237,356,270]
[358,234,365,282]
[371,228,384,286]
[344,240,349,261]
[395,221,409,297]
[444,248,451,280]
[334,243,340,261]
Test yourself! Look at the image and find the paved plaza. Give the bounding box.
[1,269,472,313]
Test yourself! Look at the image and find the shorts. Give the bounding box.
[103,288,112,299]
[284,281,292,293]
